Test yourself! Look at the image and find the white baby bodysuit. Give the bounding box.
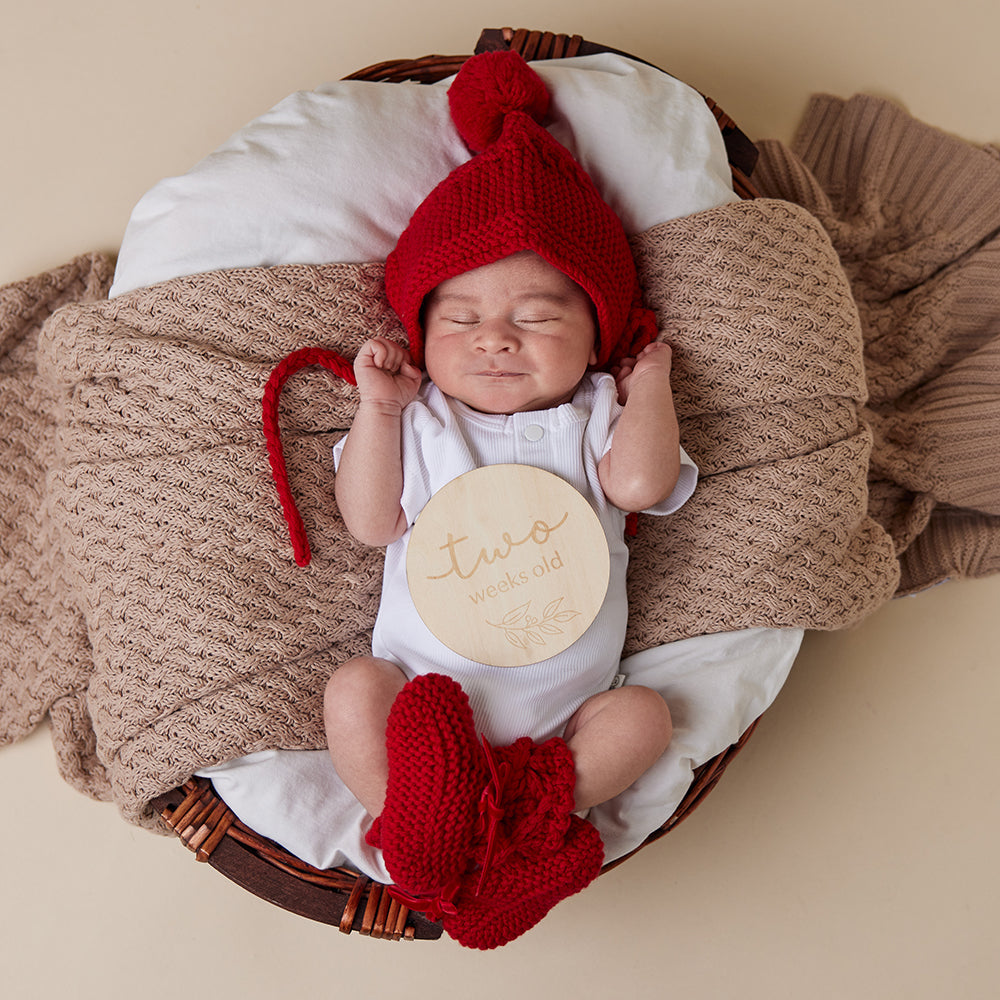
[333,372,697,745]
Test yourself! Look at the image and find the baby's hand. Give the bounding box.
[354,337,422,411]
[611,341,673,405]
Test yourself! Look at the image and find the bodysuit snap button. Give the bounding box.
[523,424,544,442]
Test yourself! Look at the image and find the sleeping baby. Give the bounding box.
[268,50,697,948]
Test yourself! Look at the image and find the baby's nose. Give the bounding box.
[474,320,519,351]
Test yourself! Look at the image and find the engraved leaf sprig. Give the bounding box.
[485,598,580,650]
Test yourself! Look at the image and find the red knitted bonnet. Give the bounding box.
[385,50,658,370]
[263,50,659,567]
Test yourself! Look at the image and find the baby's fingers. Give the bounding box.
[369,338,411,372]
[639,341,672,361]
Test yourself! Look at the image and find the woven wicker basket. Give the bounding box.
[153,26,762,943]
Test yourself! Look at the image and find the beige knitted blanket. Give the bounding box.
[1,198,894,825]
[754,95,1000,592]
[3,94,998,828]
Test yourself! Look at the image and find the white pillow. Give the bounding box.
[110,53,738,297]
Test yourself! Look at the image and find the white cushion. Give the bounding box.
[110,53,738,296]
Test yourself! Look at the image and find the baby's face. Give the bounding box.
[422,252,597,414]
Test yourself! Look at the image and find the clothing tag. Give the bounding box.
[609,672,626,690]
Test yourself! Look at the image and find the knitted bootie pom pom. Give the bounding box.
[448,49,550,152]
[493,736,580,857]
[373,673,488,895]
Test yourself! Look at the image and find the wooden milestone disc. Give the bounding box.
[406,464,610,667]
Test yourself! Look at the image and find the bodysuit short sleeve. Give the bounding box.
[334,380,483,529]
[584,374,698,517]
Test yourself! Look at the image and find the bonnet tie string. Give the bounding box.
[262,346,356,567]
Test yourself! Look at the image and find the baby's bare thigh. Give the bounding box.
[563,684,672,746]
[324,656,407,719]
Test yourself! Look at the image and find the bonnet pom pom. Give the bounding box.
[448,50,550,153]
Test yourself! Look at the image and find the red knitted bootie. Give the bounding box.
[366,673,488,910]
[444,736,604,949]
[448,810,604,949]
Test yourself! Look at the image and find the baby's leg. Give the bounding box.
[324,656,407,818]
[561,685,672,812]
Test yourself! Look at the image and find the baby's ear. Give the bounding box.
[588,300,600,366]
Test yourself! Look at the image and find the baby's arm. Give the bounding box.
[598,341,681,512]
[334,337,422,546]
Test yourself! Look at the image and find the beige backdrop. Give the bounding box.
[2,2,998,997]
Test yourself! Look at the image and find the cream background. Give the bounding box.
[2,2,998,997]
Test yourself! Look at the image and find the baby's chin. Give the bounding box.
[452,387,579,415]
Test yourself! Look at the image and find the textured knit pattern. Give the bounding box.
[1,258,400,819]
[450,809,602,950]
[754,94,1000,592]
[0,253,114,796]
[373,673,489,894]
[6,148,985,824]
[484,737,581,857]
[624,199,898,644]
[385,51,657,371]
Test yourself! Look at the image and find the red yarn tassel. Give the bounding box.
[261,346,356,567]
